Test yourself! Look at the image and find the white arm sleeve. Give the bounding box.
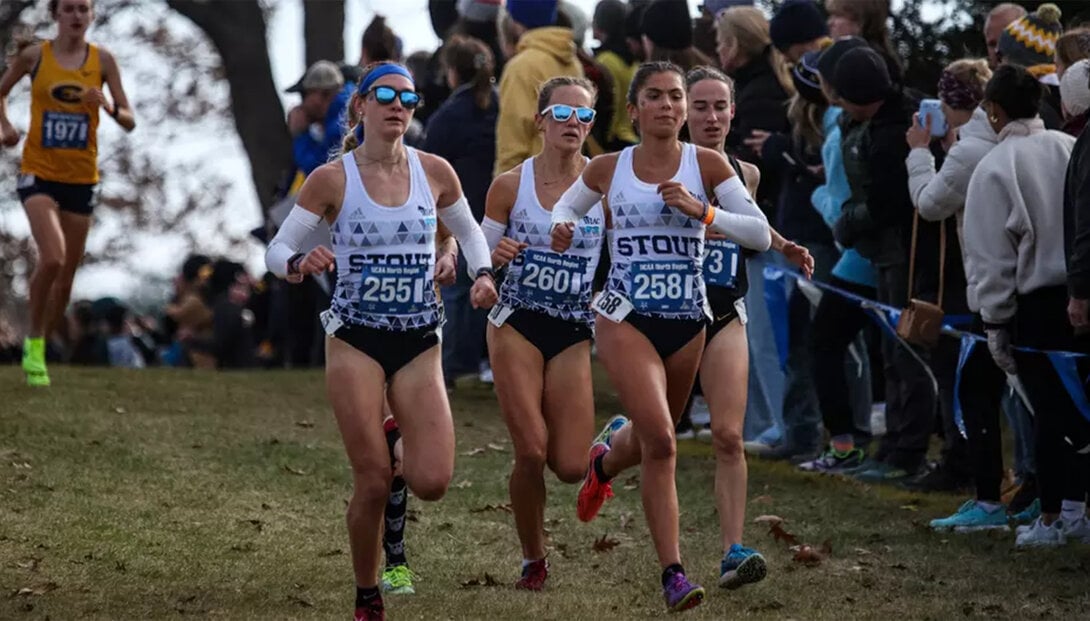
[265,205,322,278]
[438,196,492,277]
[481,216,507,250]
[550,177,603,228]
[710,176,772,252]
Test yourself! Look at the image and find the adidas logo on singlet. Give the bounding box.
[613,191,626,203]
[514,208,528,218]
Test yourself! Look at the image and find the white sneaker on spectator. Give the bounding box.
[696,425,713,442]
[478,361,494,384]
[676,428,696,440]
[690,395,711,427]
[1062,517,1090,543]
[1015,517,1066,548]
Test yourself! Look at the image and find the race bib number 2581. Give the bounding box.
[629,260,695,313]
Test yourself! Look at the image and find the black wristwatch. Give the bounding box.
[287,252,305,275]
[476,267,495,280]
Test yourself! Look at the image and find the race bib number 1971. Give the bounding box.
[41,111,90,149]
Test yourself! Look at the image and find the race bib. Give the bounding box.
[704,239,740,288]
[592,290,634,323]
[41,111,89,149]
[488,304,515,328]
[358,263,430,315]
[629,260,696,314]
[517,249,587,307]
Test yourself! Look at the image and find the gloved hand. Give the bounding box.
[986,327,1017,375]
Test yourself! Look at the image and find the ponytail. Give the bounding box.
[442,35,496,111]
[341,93,363,154]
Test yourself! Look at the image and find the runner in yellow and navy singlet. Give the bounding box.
[0,0,135,387]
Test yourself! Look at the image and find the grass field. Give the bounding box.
[2,367,1089,620]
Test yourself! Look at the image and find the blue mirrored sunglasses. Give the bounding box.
[541,104,596,124]
[368,85,422,109]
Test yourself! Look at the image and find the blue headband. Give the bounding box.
[358,64,414,95]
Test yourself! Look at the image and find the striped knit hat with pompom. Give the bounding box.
[998,3,1063,68]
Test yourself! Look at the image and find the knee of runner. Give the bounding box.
[711,425,744,461]
[515,446,548,471]
[643,430,677,461]
[407,471,450,501]
[551,459,585,484]
[37,251,66,275]
[350,470,394,504]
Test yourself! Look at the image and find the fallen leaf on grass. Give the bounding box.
[114,407,126,414]
[240,519,264,532]
[470,503,513,514]
[751,495,774,505]
[853,547,872,556]
[791,544,824,566]
[15,558,40,572]
[768,522,799,546]
[487,443,506,452]
[294,420,315,429]
[899,504,919,512]
[287,594,314,608]
[753,515,785,526]
[619,512,633,530]
[461,448,486,456]
[454,480,473,489]
[622,475,640,491]
[282,465,307,476]
[592,535,620,552]
[12,582,58,597]
[460,573,502,588]
[554,542,570,558]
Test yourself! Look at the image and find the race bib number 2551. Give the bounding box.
[358,263,429,315]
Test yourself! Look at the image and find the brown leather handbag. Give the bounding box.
[896,211,946,348]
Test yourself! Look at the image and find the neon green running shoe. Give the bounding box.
[22,337,50,387]
[381,564,415,595]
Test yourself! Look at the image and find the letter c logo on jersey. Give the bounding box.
[51,83,84,104]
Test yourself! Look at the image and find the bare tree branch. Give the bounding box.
[304,0,345,68]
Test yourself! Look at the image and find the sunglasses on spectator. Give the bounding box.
[368,86,422,109]
[540,104,596,124]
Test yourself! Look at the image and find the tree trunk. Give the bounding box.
[0,0,35,74]
[303,0,345,68]
[167,0,293,212]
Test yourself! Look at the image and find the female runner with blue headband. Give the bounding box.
[266,61,498,621]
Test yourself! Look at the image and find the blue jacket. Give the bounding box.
[424,84,499,220]
[293,82,355,176]
[811,106,876,288]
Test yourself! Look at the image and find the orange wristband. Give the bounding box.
[701,203,715,226]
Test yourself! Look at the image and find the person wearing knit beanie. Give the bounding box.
[831,46,891,107]
[458,0,502,23]
[792,49,825,105]
[770,0,829,62]
[641,0,694,52]
[1061,59,1090,121]
[816,36,866,83]
[703,0,754,18]
[506,0,559,30]
[998,3,1062,71]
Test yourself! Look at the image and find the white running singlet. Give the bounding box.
[498,157,604,325]
[603,143,709,321]
[328,148,441,330]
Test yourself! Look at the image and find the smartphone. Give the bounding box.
[918,99,948,137]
